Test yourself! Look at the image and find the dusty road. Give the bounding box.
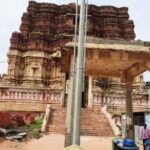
[0,134,143,150]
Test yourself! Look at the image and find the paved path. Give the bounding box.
[26,135,113,150]
[0,134,143,150]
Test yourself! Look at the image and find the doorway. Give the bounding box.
[134,112,144,142]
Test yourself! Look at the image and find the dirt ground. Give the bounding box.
[0,134,143,150]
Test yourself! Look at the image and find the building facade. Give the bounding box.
[0,1,149,136]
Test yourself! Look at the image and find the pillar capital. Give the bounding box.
[146,62,150,71]
[125,78,134,84]
[121,72,134,84]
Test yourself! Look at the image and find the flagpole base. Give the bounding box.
[64,145,85,150]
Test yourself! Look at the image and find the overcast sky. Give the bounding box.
[0,0,150,81]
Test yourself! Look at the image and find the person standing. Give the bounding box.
[141,124,150,150]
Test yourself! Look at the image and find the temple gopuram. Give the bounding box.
[0,1,150,137]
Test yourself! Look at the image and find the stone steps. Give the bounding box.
[48,107,114,136]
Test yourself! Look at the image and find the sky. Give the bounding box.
[0,0,150,81]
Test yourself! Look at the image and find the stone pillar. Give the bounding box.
[115,97,118,105]
[49,92,52,101]
[29,92,32,100]
[15,91,18,99]
[51,92,54,100]
[37,92,39,101]
[125,80,134,140]
[88,76,93,108]
[65,55,76,147]
[99,94,102,104]
[103,96,106,104]
[26,92,28,100]
[39,92,43,100]
[35,91,38,100]
[12,92,14,99]
[59,92,62,101]
[53,91,56,101]
[9,91,11,99]
[19,91,22,99]
[22,92,25,100]
[107,96,110,104]
[41,104,51,132]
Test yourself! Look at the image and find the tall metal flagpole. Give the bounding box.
[72,0,86,145]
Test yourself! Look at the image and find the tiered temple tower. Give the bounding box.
[6,1,136,87]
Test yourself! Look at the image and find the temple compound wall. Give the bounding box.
[0,1,149,135]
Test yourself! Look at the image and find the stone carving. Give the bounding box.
[6,2,136,87]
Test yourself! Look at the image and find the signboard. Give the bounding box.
[121,114,126,139]
[145,113,150,129]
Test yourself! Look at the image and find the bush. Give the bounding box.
[30,31,43,36]
[20,118,43,139]
[28,118,42,130]
[30,129,41,139]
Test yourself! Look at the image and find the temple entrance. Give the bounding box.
[64,75,89,108]
[63,36,150,143]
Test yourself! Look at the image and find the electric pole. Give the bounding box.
[72,0,86,145]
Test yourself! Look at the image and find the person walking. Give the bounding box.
[141,124,150,150]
